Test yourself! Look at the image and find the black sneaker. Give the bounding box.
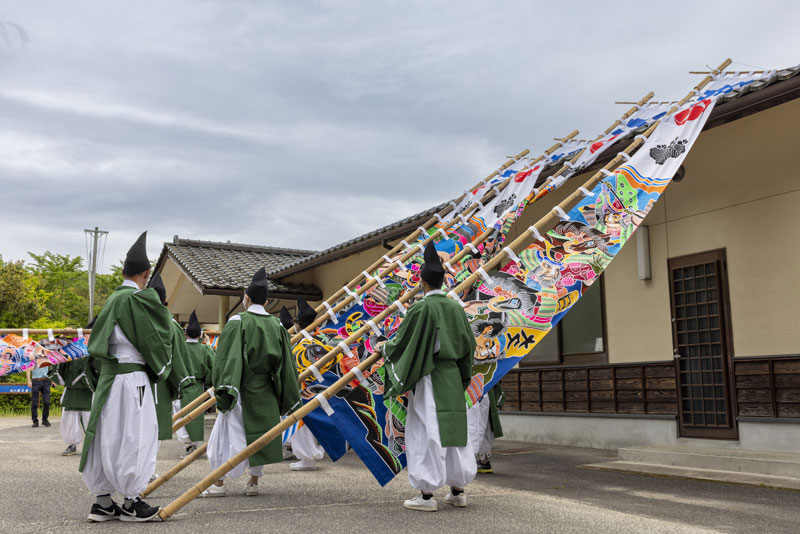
[62,444,77,456]
[87,502,122,522]
[120,498,161,522]
[477,460,492,474]
[32,421,39,428]
[43,420,51,427]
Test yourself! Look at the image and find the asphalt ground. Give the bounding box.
[2,416,800,534]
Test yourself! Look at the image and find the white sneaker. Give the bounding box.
[245,483,258,496]
[290,459,319,471]
[403,493,437,512]
[444,490,467,507]
[200,484,226,498]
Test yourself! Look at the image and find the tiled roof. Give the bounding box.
[268,202,449,277]
[271,65,800,279]
[155,237,322,299]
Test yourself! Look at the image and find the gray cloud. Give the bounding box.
[1,1,798,270]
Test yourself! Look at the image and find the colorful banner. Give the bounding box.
[297,94,718,486]
[0,335,90,376]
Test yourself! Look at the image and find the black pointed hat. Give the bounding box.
[123,231,150,276]
[420,241,445,287]
[296,299,316,329]
[149,272,167,305]
[186,310,201,339]
[279,307,294,329]
[246,267,269,304]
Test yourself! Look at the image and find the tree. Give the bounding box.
[27,252,88,326]
[0,255,50,327]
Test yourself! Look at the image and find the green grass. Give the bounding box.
[0,405,63,417]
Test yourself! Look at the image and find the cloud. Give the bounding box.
[1,0,798,271]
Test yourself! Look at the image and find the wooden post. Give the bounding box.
[218,295,230,330]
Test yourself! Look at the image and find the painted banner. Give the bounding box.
[297,95,719,486]
[0,335,90,377]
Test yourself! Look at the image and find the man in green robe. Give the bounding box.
[467,384,504,473]
[204,267,301,497]
[179,310,215,456]
[79,231,173,523]
[280,300,326,471]
[379,242,477,512]
[149,274,196,464]
[49,354,96,456]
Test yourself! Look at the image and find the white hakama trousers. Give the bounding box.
[292,424,324,462]
[406,375,476,493]
[61,410,90,446]
[467,394,493,457]
[207,399,262,478]
[172,399,190,442]
[81,371,159,498]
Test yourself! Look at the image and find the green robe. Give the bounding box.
[181,340,215,442]
[488,384,504,439]
[155,320,195,440]
[382,292,476,447]
[213,310,301,466]
[79,285,175,472]
[48,358,94,411]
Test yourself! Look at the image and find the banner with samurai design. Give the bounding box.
[298,95,718,486]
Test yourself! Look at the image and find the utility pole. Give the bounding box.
[84,227,109,323]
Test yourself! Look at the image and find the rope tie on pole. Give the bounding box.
[315,394,334,416]
[322,302,338,323]
[392,301,407,315]
[342,286,363,305]
[552,206,570,220]
[308,365,324,382]
[528,225,544,242]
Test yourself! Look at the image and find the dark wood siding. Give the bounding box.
[501,355,800,420]
[734,356,800,418]
[500,361,677,416]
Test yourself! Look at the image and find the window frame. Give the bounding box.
[518,274,608,367]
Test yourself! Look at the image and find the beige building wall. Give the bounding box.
[601,98,800,362]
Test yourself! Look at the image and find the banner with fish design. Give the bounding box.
[1,335,90,377]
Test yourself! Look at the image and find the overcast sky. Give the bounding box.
[0,1,797,273]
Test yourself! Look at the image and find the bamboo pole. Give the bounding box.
[0,328,91,336]
[172,396,217,433]
[285,148,532,336]
[155,130,586,496]
[158,350,384,520]
[171,389,213,423]
[294,90,653,383]
[141,442,209,497]
[288,132,579,344]
[171,88,653,456]
[689,69,762,74]
[158,63,729,520]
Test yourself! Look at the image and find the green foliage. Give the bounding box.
[0,252,124,328]
[0,255,50,327]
